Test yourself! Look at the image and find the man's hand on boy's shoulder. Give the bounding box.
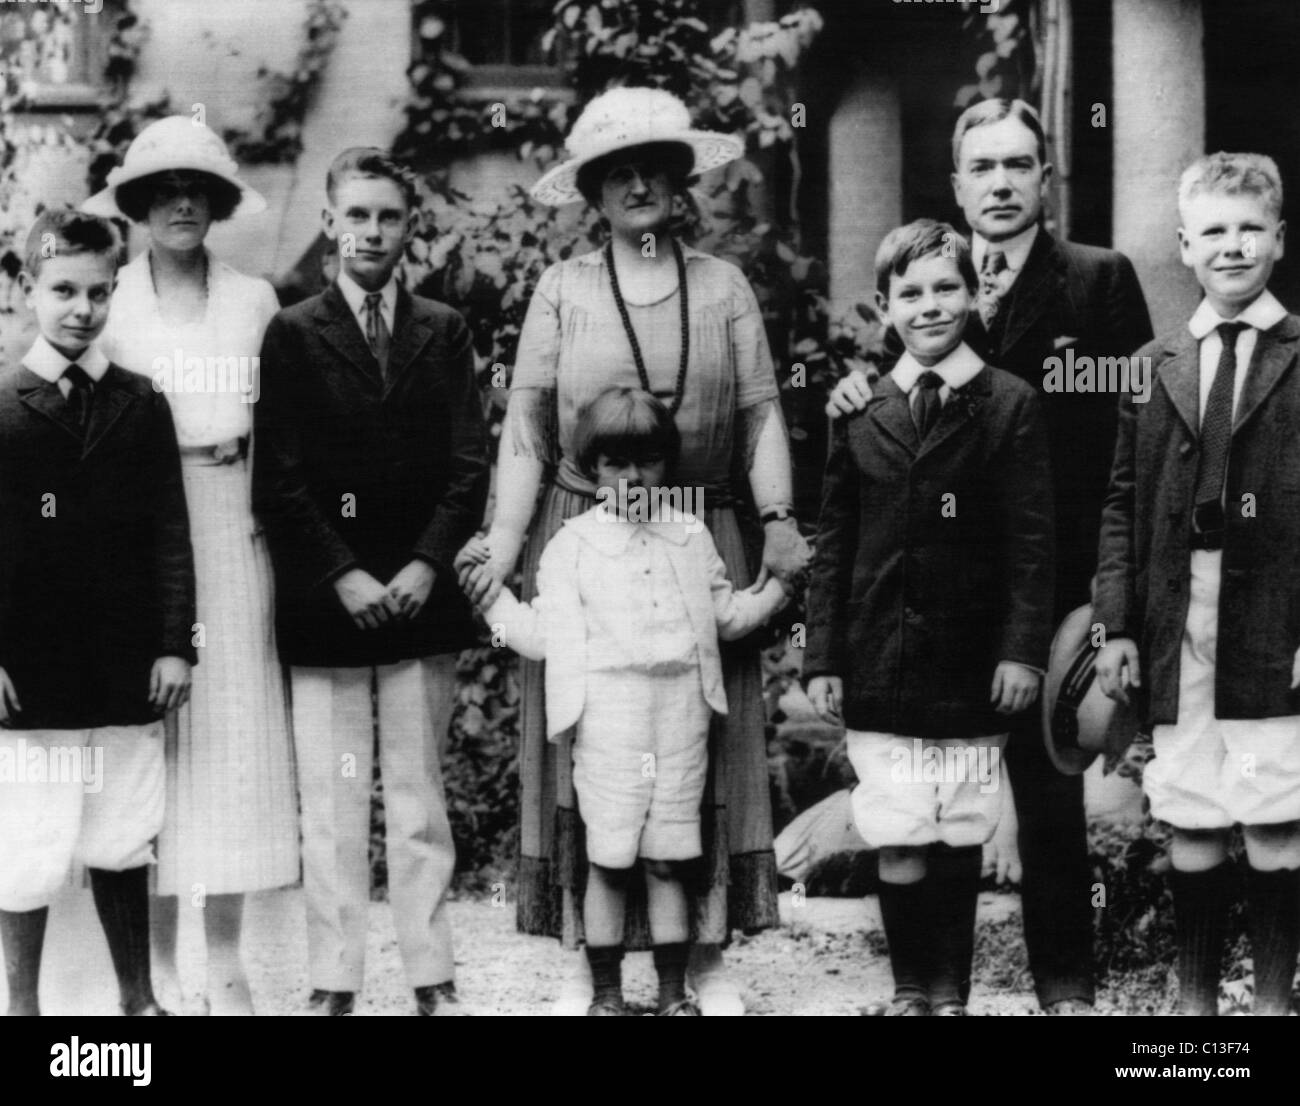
[387,560,436,621]
[0,667,21,726]
[149,657,191,715]
[990,661,1040,715]
[824,367,874,419]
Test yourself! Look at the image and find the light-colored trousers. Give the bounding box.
[291,656,457,992]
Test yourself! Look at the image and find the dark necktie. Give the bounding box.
[912,370,945,441]
[978,249,1009,329]
[63,363,94,433]
[1193,321,1247,531]
[364,292,391,379]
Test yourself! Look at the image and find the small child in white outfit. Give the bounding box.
[461,387,788,1015]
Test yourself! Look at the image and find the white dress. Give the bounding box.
[101,249,299,895]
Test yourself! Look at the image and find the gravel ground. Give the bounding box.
[16,884,1072,1016]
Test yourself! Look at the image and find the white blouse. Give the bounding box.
[101,249,279,447]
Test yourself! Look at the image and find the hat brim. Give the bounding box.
[1043,604,1141,776]
[82,162,267,221]
[530,130,745,207]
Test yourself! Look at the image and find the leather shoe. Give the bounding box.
[415,982,467,1016]
[301,989,354,1016]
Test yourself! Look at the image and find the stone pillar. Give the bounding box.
[1112,0,1205,337]
[827,71,902,318]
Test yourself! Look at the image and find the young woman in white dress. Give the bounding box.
[85,117,298,1015]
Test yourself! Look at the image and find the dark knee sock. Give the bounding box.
[89,867,156,1014]
[1245,865,1300,1017]
[653,942,689,1010]
[1170,864,1232,1016]
[0,907,48,1015]
[878,877,933,1002]
[926,844,982,1007]
[586,945,624,1004]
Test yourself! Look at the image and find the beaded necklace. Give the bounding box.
[604,236,689,415]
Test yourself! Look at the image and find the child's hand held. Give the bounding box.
[149,656,192,714]
[1095,637,1141,705]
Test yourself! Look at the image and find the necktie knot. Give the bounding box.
[917,370,944,392]
[1216,320,1246,346]
[981,250,1008,278]
[63,364,92,390]
[365,292,383,312]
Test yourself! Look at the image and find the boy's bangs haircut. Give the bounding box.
[951,97,1048,169]
[573,386,681,479]
[1178,152,1284,222]
[576,140,695,207]
[24,207,122,278]
[115,170,243,225]
[875,218,976,298]
[325,146,419,210]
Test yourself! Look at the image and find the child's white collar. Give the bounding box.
[22,334,110,383]
[891,342,983,393]
[1188,289,1286,339]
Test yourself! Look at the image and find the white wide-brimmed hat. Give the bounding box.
[530,86,744,207]
[82,115,267,220]
[1043,604,1143,775]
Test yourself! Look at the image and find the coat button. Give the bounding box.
[1179,441,1194,457]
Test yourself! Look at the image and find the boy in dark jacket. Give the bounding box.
[254,148,488,1016]
[804,219,1054,1015]
[0,209,196,1016]
[1096,153,1300,1016]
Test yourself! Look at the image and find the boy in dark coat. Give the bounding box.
[1096,152,1300,1016]
[254,148,488,1016]
[0,209,196,1016]
[804,219,1054,1016]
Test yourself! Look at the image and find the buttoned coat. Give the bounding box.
[967,230,1153,617]
[1094,314,1300,725]
[487,508,786,739]
[0,363,197,728]
[804,365,1055,738]
[253,283,489,667]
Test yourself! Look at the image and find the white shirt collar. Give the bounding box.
[22,334,110,383]
[336,268,397,324]
[891,342,984,394]
[1187,289,1287,340]
[973,223,1040,275]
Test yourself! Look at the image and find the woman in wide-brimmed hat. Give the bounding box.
[457,86,810,1014]
[84,116,297,1015]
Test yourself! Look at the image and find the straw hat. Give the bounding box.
[82,115,266,220]
[530,86,744,207]
[1042,604,1143,775]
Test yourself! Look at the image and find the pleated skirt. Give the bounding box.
[154,458,299,897]
[515,483,780,949]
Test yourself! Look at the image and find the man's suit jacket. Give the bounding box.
[967,229,1153,616]
[1094,314,1300,725]
[804,365,1055,738]
[253,282,489,668]
[0,364,197,728]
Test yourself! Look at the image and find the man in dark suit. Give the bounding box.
[826,99,1153,1013]
[254,148,488,1017]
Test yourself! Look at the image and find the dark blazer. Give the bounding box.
[253,282,489,668]
[0,363,197,729]
[1094,313,1300,725]
[967,230,1153,617]
[803,364,1055,737]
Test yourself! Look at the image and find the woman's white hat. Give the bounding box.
[82,115,267,220]
[531,87,744,207]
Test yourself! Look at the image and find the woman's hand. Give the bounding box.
[761,517,811,591]
[387,560,436,621]
[455,535,511,610]
[334,568,396,630]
